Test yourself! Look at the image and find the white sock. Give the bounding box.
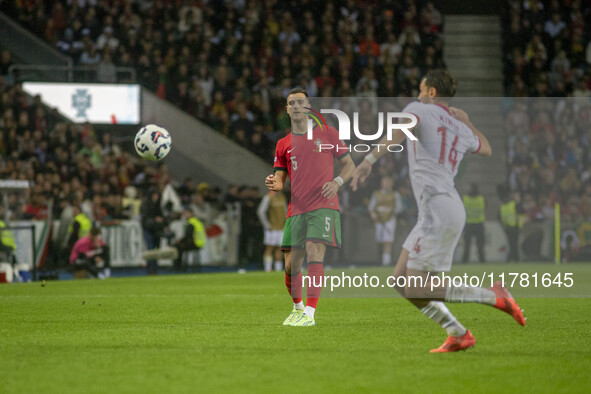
[421,301,467,337]
[274,261,283,271]
[382,253,391,266]
[263,255,273,272]
[445,286,496,305]
[294,301,305,311]
[103,268,111,278]
[304,305,315,319]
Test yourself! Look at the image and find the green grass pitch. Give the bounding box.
[1,264,590,393]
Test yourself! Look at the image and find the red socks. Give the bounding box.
[285,263,325,308]
[306,263,324,309]
[285,271,302,304]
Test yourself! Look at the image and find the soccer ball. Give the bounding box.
[134,124,172,161]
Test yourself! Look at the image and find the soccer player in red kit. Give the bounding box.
[265,88,355,326]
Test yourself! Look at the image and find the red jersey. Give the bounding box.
[273,126,349,217]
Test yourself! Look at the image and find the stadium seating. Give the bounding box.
[501,0,591,224]
[1,0,445,163]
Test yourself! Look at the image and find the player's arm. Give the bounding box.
[267,140,288,192]
[351,128,408,191]
[338,154,356,182]
[449,107,492,157]
[321,154,355,199]
[467,123,492,157]
[265,170,287,192]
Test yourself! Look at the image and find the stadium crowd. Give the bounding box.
[501,0,591,228]
[502,0,591,97]
[0,0,448,267]
[504,98,591,223]
[2,0,444,163]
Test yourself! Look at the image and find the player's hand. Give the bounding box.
[321,180,340,199]
[265,174,277,191]
[449,107,470,125]
[351,160,372,191]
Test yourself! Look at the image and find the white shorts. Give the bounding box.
[376,218,396,243]
[403,194,465,272]
[264,229,284,247]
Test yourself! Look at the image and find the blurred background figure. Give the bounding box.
[498,185,522,263]
[257,190,287,272]
[560,230,580,263]
[69,226,110,279]
[462,184,486,263]
[67,205,92,255]
[173,207,206,272]
[368,176,402,266]
[141,188,167,275]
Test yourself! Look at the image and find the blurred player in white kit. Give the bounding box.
[368,175,403,266]
[352,70,526,353]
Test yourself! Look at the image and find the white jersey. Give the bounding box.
[403,101,481,207]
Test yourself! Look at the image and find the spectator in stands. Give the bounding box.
[56,28,84,60]
[560,167,582,199]
[79,43,100,80]
[380,32,402,64]
[224,184,240,205]
[96,26,119,51]
[23,191,48,220]
[231,102,255,137]
[0,50,13,77]
[249,130,270,160]
[178,178,196,206]
[104,194,127,220]
[544,13,567,39]
[97,52,117,83]
[91,195,108,221]
[178,5,202,35]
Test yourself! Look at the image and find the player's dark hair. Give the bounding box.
[286,88,308,102]
[423,70,457,99]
